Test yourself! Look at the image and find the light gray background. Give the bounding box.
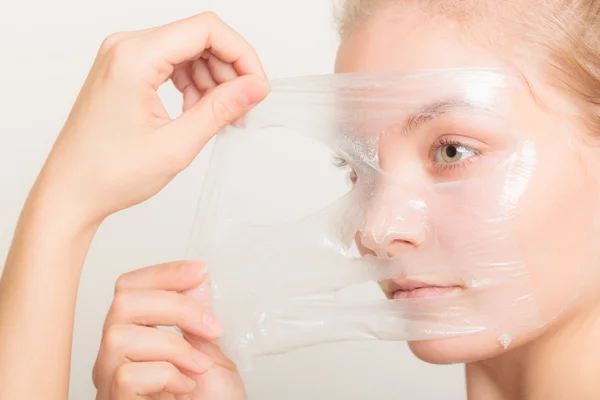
[0,1,465,398]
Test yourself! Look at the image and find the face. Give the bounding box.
[335,6,600,364]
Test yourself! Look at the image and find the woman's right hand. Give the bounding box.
[34,12,269,231]
[93,261,246,400]
[0,11,267,400]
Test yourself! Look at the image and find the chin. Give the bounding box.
[406,331,534,365]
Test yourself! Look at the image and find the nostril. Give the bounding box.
[385,239,418,258]
[374,249,393,259]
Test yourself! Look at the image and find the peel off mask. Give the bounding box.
[185,68,598,370]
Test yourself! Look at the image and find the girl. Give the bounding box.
[4,1,600,399]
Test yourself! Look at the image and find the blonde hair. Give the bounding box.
[335,0,600,133]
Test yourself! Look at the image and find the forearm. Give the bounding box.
[0,179,100,399]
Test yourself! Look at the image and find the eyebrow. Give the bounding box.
[401,98,480,134]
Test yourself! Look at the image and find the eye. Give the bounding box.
[333,156,358,184]
[435,144,478,164]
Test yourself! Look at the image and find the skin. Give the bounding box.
[3,6,600,400]
[0,12,269,400]
[335,4,600,400]
[93,262,246,399]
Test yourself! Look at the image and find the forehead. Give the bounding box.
[329,70,513,133]
[333,10,564,146]
[262,69,513,127]
[334,9,509,73]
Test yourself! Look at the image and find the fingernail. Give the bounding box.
[192,349,214,372]
[202,311,224,336]
[239,78,269,107]
[196,262,208,275]
[187,281,212,306]
[183,262,205,276]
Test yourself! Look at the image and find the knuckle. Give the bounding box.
[164,362,181,382]
[113,364,135,390]
[106,40,134,64]
[110,290,132,317]
[200,11,221,24]
[102,40,140,80]
[99,32,126,54]
[114,274,129,293]
[102,325,126,353]
[211,96,239,129]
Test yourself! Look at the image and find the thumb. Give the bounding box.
[163,74,269,155]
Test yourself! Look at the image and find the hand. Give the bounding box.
[34,12,269,228]
[93,261,246,400]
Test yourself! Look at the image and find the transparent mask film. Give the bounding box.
[185,68,597,369]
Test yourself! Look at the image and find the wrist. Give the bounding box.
[21,176,104,242]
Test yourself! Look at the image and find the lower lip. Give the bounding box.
[393,286,464,299]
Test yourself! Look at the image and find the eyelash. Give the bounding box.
[332,137,483,177]
[333,157,358,183]
[333,157,348,168]
[429,137,482,174]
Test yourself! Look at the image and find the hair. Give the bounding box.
[334,0,600,134]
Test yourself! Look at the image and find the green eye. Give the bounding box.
[435,144,477,164]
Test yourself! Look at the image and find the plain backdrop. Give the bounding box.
[0,1,466,398]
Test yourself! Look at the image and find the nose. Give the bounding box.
[357,188,428,259]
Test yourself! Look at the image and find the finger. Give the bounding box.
[158,74,269,162]
[111,362,196,399]
[184,335,239,373]
[139,12,266,78]
[171,63,203,112]
[96,324,213,382]
[182,279,212,309]
[172,60,217,95]
[105,289,223,340]
[206,53,239,84]
[115,261,206,292]
[191,59,218,94]
[183,84,203,113]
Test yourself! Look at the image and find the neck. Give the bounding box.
[465,301,600,400]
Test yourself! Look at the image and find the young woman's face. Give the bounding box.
[335,7,600,363]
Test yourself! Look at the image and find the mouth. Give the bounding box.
[387,278,466,300]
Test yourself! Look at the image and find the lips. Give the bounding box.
[387,278,466,299]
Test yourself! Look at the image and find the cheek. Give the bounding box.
[513,141,599,323]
